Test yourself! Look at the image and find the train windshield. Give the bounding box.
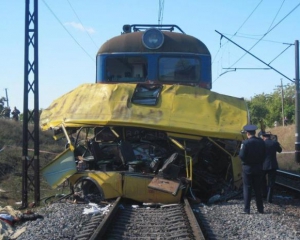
[159,57,200,83]
[97,54,206,86]
[106,56,147,82]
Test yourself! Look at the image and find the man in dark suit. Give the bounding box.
[262,133,282,203]
[239,124,266,214]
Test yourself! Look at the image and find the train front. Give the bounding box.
[40,24,249,204]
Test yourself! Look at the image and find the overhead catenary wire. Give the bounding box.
[214,2,300,83]
[215,30,293,82]
[266,0,285,32]
[227,2,300,69]
[218,33,293,45]
[268,43,293,65]
[66,0,99,50]
[217,33,293,71]
[42,0,95,62]
[212,0,263,83]
[212,0,263,64]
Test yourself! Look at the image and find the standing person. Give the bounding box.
[239,124,266,214]
[4,107,11,119]
[11,107,20,121]
[284,116,288,126]
[262,133,282,203]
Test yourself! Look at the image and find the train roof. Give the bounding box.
[97,31,211,55]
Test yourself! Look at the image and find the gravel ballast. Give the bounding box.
[6,195,300,240]
[194,196,300,240]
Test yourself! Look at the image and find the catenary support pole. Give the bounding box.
[295,40,300,164]
[22,0,40,208]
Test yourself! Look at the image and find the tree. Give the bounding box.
[248,83,295,127]
[0,97,5,113]
[247,93,270,126]
[282,83,295,123]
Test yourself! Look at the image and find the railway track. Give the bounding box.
[53,170,300,240]
[14,170,300,240]
[73,197,205,240]
[276,169,300,194]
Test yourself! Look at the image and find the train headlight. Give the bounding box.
[142,28,164,49]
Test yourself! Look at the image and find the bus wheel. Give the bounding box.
[73,178,104,203]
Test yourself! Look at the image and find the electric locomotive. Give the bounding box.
[40,24,248,204]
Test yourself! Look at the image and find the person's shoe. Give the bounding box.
[34,213,44,219]
[258,210,264,214]
[20,213,44,221]
[241,209,250,214]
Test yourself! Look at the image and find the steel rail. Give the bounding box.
[89,197,121,240]
[276,169,300,194]
[87,197,205,240]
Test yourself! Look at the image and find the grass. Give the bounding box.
[265,124,300,173]
[0,119,66,207]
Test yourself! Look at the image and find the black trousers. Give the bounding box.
[242,170,264,212]
[263,169,277,202]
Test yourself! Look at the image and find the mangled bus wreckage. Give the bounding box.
[40,24,249,204]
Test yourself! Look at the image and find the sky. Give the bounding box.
[0,0,300,111]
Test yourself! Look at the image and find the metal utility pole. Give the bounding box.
[275,79,287,126]
[4,88,9,107]
[295,40,300,164]
[215,31,300,164]
[22,0,40,208]
[158,0,164,25]
[280,79,284,126]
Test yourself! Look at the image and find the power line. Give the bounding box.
[220,34,293,65]
[215,30,293,82]
[227,2,300,69]
[66,0,99,50]
[214,1,299,84]
[266,0,285,32]
[219,33,292,45]
[268,43,292,65]
[212,0,263,83]
[212,0,263,64]
[42,0,95,62]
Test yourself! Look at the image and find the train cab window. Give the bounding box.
[106,56,148,82]
[158,57,200,83]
